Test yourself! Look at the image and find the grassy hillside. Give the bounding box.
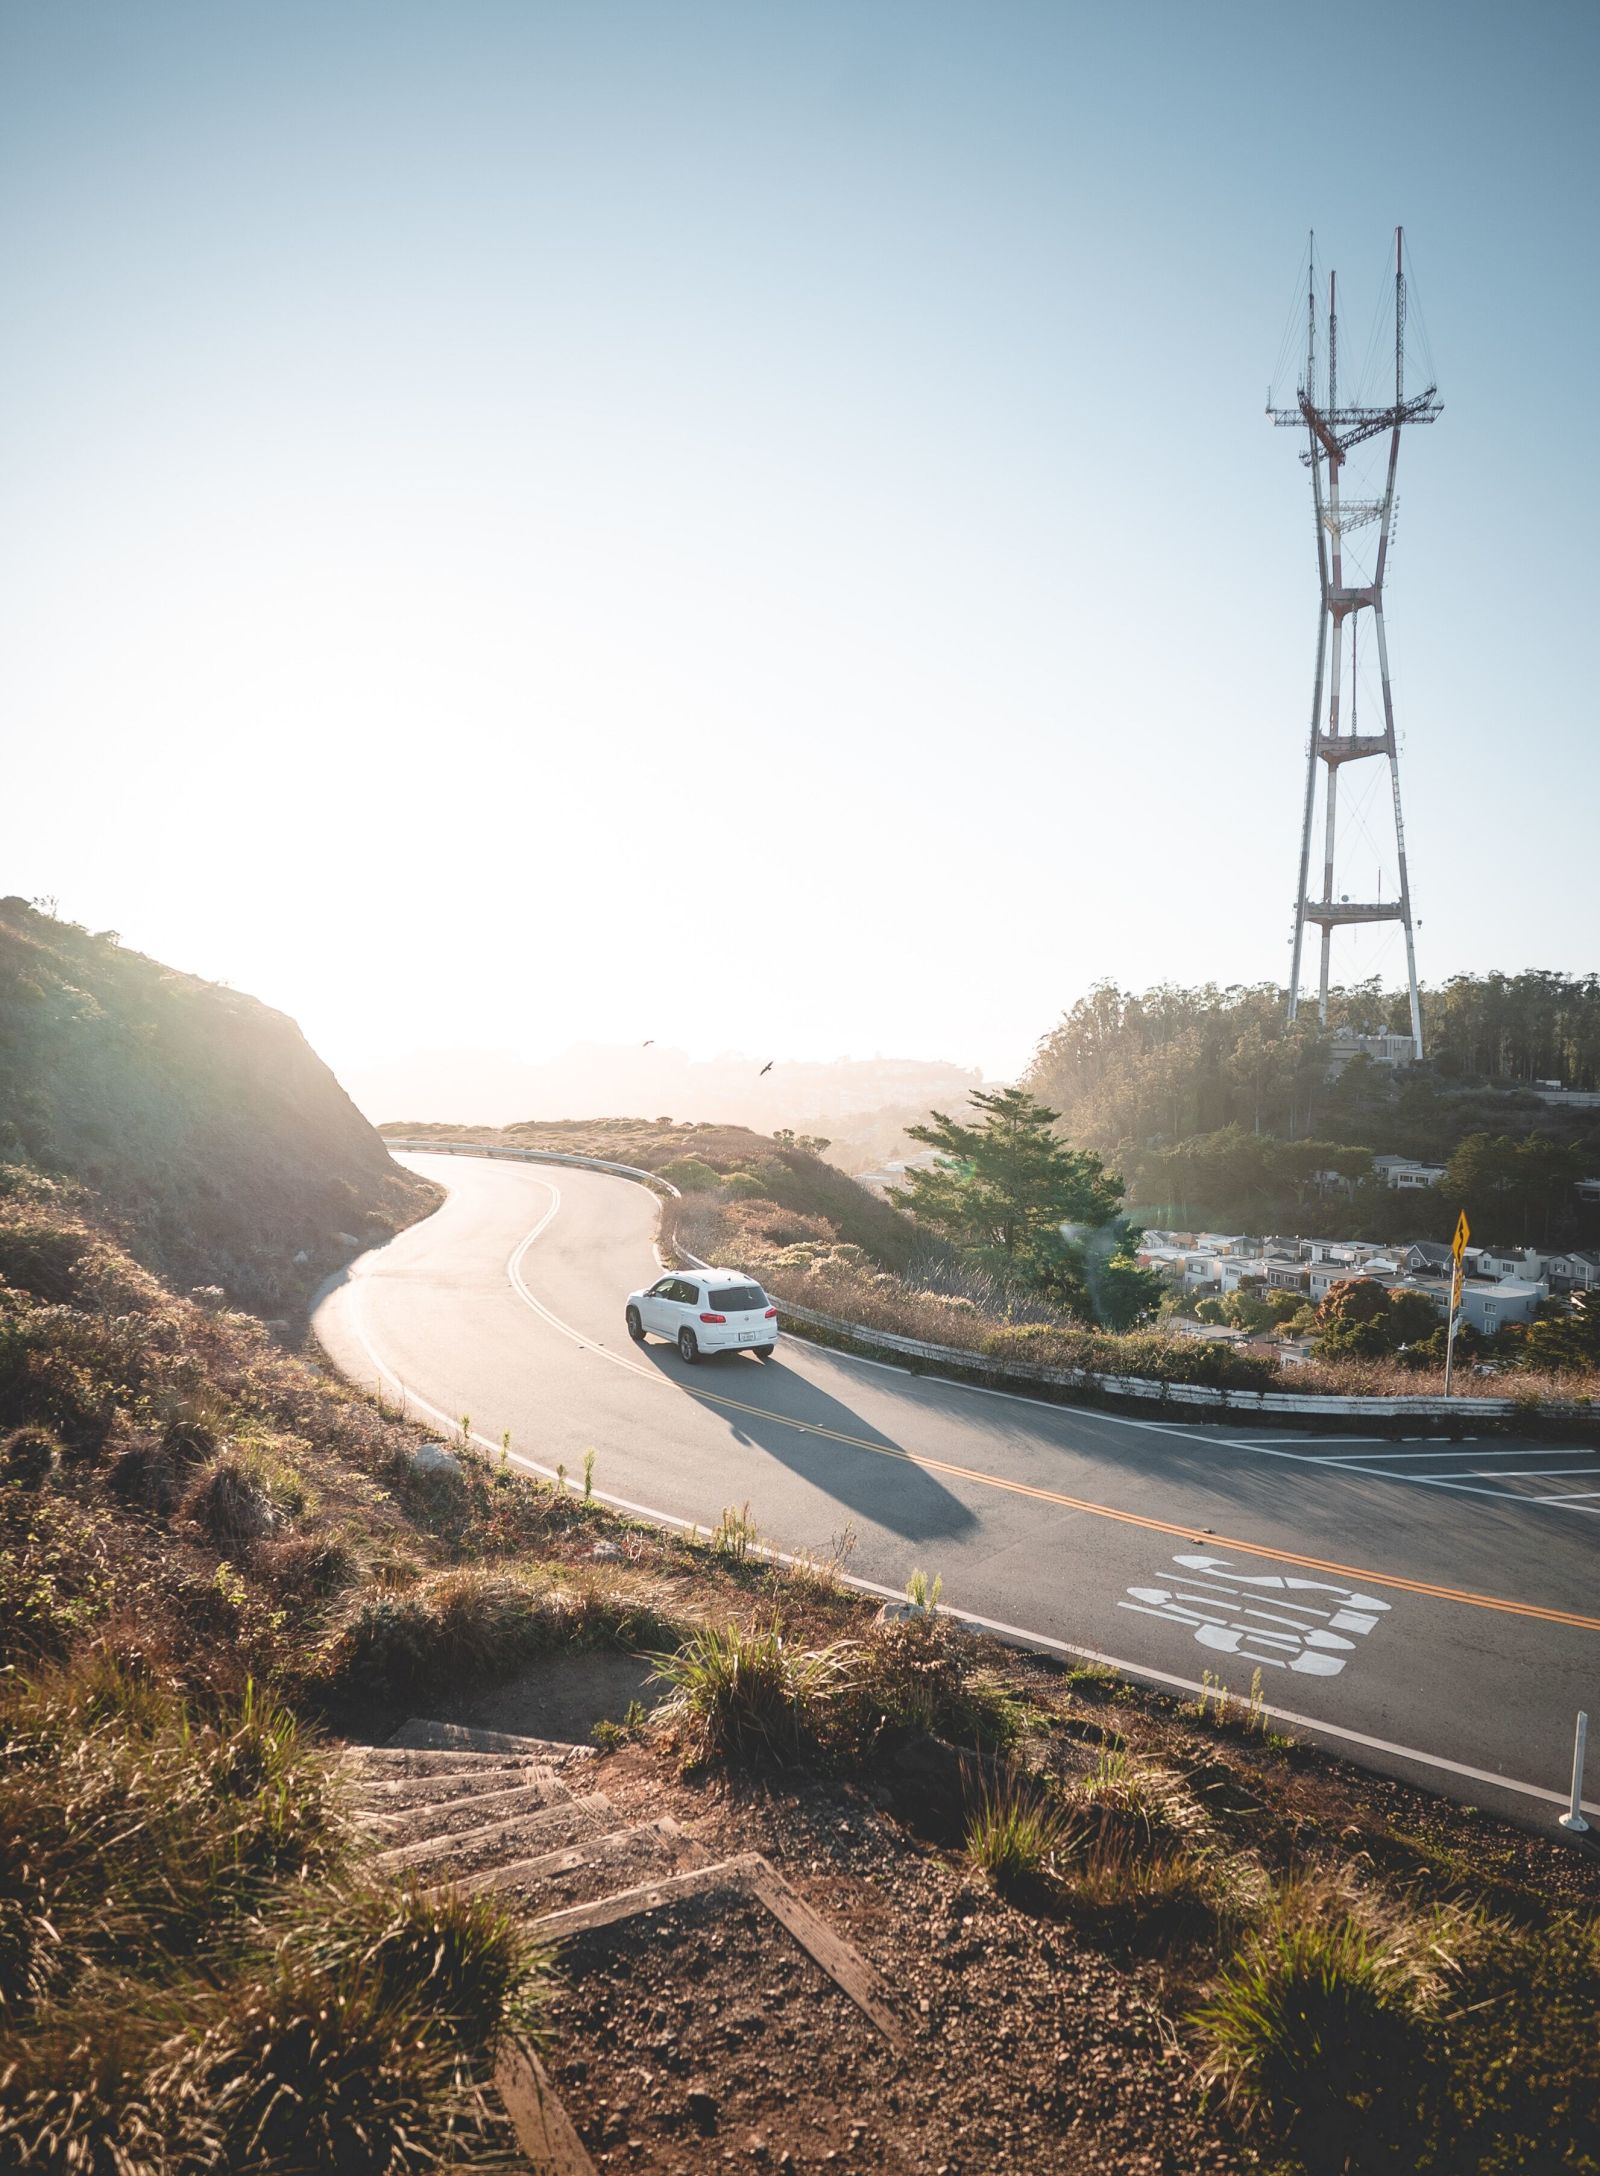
[0,900,436,1314]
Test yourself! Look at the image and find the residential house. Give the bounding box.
[1459,1278,1544,1336]
[1476,1247,1551,1288]
[1372,1154,1448,1192]
[1547,1250,1600,1294]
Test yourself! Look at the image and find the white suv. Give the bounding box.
[626,1271,779,1363]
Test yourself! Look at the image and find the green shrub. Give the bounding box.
[1193,1878,1446,2160]
[0,1426,60,1488]
[650,1616,856,1766]
[659,1157,723,1191]
[719,1171,771,1202]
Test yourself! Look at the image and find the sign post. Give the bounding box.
[1443,1210,1470,1396]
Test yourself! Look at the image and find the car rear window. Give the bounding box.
[709,1285,767,1313]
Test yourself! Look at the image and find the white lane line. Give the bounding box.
[1542,1491,1600,1502]
[1393,1470,1600,1488]
[358,1162,1600,1823]
[1314,1444,1586,1464]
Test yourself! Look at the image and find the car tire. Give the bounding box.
[677,1327,700,1365]
[752,1344,775,1361]
[626,1306,644,1342]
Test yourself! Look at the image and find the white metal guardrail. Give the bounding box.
[383,1138,1592,1426]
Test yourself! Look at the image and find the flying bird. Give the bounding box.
[642,1039,654,1046]
[759,1061,773,1076]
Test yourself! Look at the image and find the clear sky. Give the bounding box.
[3,1,1594,1094]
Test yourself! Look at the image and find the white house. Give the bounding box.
[1372,1155,1448,1192]
[1459,1278,1544,1336]
[1547,1250,1600,1293]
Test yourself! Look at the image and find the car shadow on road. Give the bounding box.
[628,1341,979,1542]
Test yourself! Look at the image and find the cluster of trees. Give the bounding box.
[1132,1122,1598,1249]
[1029,974,1600,1162]
[893,1087,1163,1329]
[1024,974,1600,1249]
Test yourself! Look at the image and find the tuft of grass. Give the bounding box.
[284,1874,548,2054]
[592,1699,649,1751]
[1192,1874,1450,2150]
[0,1658,340,2023]
[905,1567,943,1610]
[710,1501,759,1561]
[965,1771,1072,1900]
[649,1616,856,1767]
[853,1608,1027,1755]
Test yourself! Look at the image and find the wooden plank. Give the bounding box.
[528,1852,767,1940]
[374,1790,614,1876]
[389,1717,596,1762]
[459,1816,704,1899]
[748,1867,907,2050]
[494,2034,596,2175]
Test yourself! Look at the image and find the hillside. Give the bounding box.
[0,900,436,1314]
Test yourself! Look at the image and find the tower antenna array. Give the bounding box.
[1268,227,1441,1054]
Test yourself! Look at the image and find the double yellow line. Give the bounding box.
[503,1196,1600,1638]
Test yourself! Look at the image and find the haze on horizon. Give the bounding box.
[4,1,1596,1111]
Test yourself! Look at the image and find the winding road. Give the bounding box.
[313,1151,1600,1832]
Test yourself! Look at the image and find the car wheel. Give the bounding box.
[752,1344,775,1361]
[626,1306,644,1342]
[677,1327,700,1365]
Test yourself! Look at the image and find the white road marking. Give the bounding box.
[1314,1444,1585,1463]
[351,1156,1600,1820]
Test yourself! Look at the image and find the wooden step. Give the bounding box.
[350,1764,566,1817]
[458,1816,708,1916]
[372,1790,616,1877]
[389,1716,596,1764]
[340,1743,553,1780]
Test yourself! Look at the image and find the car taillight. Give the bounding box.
[764,1307,778,1318]
[700,1311,726,1324]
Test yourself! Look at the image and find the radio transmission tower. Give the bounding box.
[1269,227,1441,1054]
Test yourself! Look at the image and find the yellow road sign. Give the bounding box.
[1452,1210,1470,1263]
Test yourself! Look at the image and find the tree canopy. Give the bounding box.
[895,1087,1161,1329]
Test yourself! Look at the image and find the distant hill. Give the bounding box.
[345,1041,986,1144]
[0,899,436,1313]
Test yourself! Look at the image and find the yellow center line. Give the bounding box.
[500,1194,1600,1639]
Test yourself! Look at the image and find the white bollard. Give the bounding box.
[1558,1710,1589,1834]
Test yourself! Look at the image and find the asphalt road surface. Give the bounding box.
[313,1152,1600,1832]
